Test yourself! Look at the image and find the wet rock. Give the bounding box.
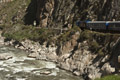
[32,68,52,75]
[0,37,5,45]
[73,70,81,76]
[0,54,12,60]
[36,54,47,60]
[46,52,58,61]
[40,71,51,75]
[28,52,39,58]
[58,59,71,71]
[18,46,25,50]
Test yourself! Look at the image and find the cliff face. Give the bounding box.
[36,0,120,27]
[33,0,120,79]
[1,0,120,79]
[36,0,77,27]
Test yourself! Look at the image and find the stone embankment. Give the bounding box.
[0,31,119,80]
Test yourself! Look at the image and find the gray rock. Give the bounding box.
[101,63,115,75]
[73,70,81,76]
[28,52,39,58]
[0,54,12,60]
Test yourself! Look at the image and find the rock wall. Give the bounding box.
[3,31,120,80]
[35,0,120,27]
[1,0,120,79]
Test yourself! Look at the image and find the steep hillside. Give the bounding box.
[0,0,120,80]
[1,0,120,28]
[35,0,120,28]
[0,0,31,25]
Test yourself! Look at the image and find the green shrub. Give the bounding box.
[89,40,100,53]
[2,24,57,42]
[57,26,81,43]
[95,75,120,80]
[80,30,93,41]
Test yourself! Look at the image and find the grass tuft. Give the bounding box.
[95,75,120,80]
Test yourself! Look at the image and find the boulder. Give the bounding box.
[0,54,12,60]
[28,52,39,58]
[73,70,81,76]
[101,63,115,76]
[40,71,51,75]
[86,66,102,80]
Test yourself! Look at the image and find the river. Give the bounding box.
[0,45,83,80]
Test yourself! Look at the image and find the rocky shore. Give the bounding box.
[0,31,119,80]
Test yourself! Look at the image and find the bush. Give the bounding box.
[2,24,57,43]
[57,26,81,44]
[95,75,120,80]
[89,41,100,53]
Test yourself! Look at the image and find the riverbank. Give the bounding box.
[1,30,120,80]
[0,45,82,80]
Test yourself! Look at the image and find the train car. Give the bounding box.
[108,21,120,31]
[86,21,107,30]
[76,20,120,32]
[76,21,86,29]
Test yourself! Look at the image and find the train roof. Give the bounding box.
[87,21,120,23]
[87,21,106,23]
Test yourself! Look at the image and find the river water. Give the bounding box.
[0,45,83,80]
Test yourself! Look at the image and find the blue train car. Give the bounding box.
[108,21,120,31]
[76,20,120,32]
[86,21,106,30]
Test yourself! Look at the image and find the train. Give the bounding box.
[76,21,120,31]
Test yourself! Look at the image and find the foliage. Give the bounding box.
[57,26,81,44]
[95,75,120,80]
[89,40,100,53]
[2,24,58,43]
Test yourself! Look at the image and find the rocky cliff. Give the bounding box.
[35,0,120,27]
[1,0,120,27]
[0,0,120,80]
[3,30,120,80]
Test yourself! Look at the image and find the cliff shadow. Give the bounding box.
[24,0,38,25]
